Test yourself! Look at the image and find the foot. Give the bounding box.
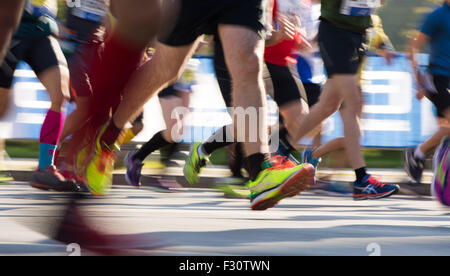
[404,148,424,183]
[248,161,315,211]
[184,142,208,185]
[31,166,79,192]
[85,125,119,196]
[125,150,144,187]
[301,148,321,169]
[60,170,89,193]
[353,174,399,200]
[55,200,150,255]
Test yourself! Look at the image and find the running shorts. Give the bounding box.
[159,0,268,46]
[421,73,450,118]
[0,36,67,89]
[318,19,367,77]
[303,83,322,107]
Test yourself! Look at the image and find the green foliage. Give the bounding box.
[378,0,445,51]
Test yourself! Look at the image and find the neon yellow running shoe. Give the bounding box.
[184,142,208,185]
[248,161,315,211]
[85,126,119,196]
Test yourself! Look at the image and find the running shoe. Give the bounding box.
[433,137,450,205]
[301,148,321,169]
[404,148,425,183]
[248,161,315,211]
[353,174,399,200]
[31,166,79,192]
[85,126,119,196]
[184,142,208,185]
[125,150,144,187]
[60,170,89,193]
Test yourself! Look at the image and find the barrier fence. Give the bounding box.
[0,53,437,148]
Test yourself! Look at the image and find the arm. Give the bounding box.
[407,30,430,100]
[0,0,25,63]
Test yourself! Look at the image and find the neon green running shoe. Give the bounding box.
[85,126,120,196]
[184,142,208,185]
[248,161,315,211]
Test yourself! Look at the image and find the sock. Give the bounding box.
[39,110,64,170]
[101,120,122,149]
[202,125,235,155]
[277,127,296,156]
[88,31,145,129]
[414,146,426,160]
[244,153,270,181]
[197,144,209,158]
[355,167,368,183]
[117,128,136,146]
[133,131,171,162]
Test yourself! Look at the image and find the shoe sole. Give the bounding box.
[250,164,315,211]
[353,186,399,201]
[30,182,79,192]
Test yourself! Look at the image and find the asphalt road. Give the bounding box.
[0,181,450,256]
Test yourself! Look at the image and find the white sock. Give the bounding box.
[414,146,426,160]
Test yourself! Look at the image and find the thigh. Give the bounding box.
[217,24,265,80]
[219,0,269,39]
[430,75,450,119]
[158,0,222,47]
[0,38,26,89]
[26,36,68,77]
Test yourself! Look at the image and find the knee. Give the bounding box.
[229,52,261,84]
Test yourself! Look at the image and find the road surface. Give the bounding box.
[0,182,449,256]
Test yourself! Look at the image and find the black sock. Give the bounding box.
[244,153,270,181]
[202,125,234,155]
[133,131,171,161]
[101,120,123,149]
[355,167,368,183]
[277,127,296,156]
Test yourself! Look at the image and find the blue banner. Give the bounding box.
[0,54,438,149]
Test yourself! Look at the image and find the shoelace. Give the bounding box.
[268,155,296,170]
[366,176,385,188]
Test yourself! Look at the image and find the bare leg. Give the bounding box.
[159,96,186,143]
[113,41,200,129]
[0,87,10,119]
[291,79,342,143]
[218,25,267,156]
[0,0,25,63]
[312,137,345,159]
[59,97,90,143]
[419,119,450,155]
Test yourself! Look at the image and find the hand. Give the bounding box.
[266,13,296,46]
[375,48,395,65]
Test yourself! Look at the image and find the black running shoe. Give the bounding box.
[404,148,425,183]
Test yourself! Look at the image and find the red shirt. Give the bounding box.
[264,0,303,66]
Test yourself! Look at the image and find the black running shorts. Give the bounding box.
[303,83,322,107]
[318,19,366,77]
[159,0,268,46]
[425,75,450,118]
[0,36,67,89]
